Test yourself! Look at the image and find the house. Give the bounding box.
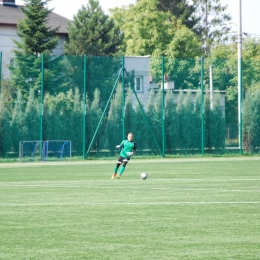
[0,0,70,79]
[124,56,225,115]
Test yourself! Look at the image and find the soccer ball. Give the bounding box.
[141,172,148,180]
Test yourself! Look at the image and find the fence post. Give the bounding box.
[122,55,125,140]
[239,57,243,155]
[162,56,165,157]
[40,53,44,159]
[83,54,87,158]
[0,52,2,94]
[201,56,205,155]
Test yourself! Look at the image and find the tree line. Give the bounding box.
[0,84,228,157]
[1,0,260,156]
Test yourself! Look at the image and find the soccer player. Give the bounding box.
[111,132,137,179]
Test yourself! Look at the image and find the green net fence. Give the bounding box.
[0,54,260,160]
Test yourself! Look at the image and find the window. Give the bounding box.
[10,58,16,68]
[135,76,143,92]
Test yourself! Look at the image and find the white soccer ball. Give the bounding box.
[141,172,148,180]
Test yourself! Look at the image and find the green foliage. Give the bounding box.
[124,88,136,135]
[64,0,123,56]
[166,27,202,58]
[132,99,147,153]
[24,89,40,141]
[86,56,121,104]
[106,85,122,152]
[11,90,27,153]
[0,95,12,157]
[165,90,178,152]
[89,88,104,153]
[112,0,201,57]
[146,89,161,152]
[70,88,84,156]
[192,0,232,54]
[204,93,225,152]
[15,0,59,56]
[209,37,260,124]
[9,0,68,96]
[243,90,260,153]
[157,0,199,30]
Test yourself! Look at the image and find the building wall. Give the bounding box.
[124,56,225,116]
[0,25,18,79]
[124,57,150,109]
[0,25,67,79]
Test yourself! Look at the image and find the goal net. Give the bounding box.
[19,140,71,162]
[42,140,71,161]
[19,141,42,162]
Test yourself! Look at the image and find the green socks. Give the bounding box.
[114,166,119,174]
[119,166,125,175]
[114,165,125,175]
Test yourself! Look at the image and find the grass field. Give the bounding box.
[0,157,260,259]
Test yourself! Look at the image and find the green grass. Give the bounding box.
[0,157,260,259]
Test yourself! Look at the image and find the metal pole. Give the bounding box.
[122,56,125,139]
[201,57,205,155]
[238,0,243,154]
[162,56,165,157]
[83,54,87,158]
[209,65,213,110]
[0,52,2,94]
[40,54,44,160]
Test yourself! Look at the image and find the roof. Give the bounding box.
[0,4,71,34]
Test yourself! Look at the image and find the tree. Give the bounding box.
[243,90,260,153]
[65,0,123,56]
[89,88,104,153]
[70,88,84,156]
[209,37,260,124]
[106,85,122,153]
[192,0,232,54]
[10,90,26,153]
[24,88,40,141]
[111,0,201,57]
[9,0,68,96]
[0,94,12,157]
[157,0,198,30]
[165,90,178,153]
[111,0,177,56]
[65,0,122,104]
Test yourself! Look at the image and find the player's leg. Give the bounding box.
[111,157,122,179]
[117,158,129,178]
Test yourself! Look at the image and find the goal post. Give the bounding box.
[19,140,72,162]
[19,141,42,162]
[42,140,71,161]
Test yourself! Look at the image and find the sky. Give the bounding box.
[15,0,260,37]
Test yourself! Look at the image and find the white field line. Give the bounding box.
[1,184,260,193]
[1,156,260,167]
[1,178,260,185]
[0,201,259,206]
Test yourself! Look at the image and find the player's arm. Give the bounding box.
[116,140,124,149]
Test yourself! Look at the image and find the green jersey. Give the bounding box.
[119,139,137,158]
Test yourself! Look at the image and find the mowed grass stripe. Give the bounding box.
[1,201,260,206]
[1,157,260,259]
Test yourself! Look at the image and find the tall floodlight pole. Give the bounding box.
[238,0,243,154]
